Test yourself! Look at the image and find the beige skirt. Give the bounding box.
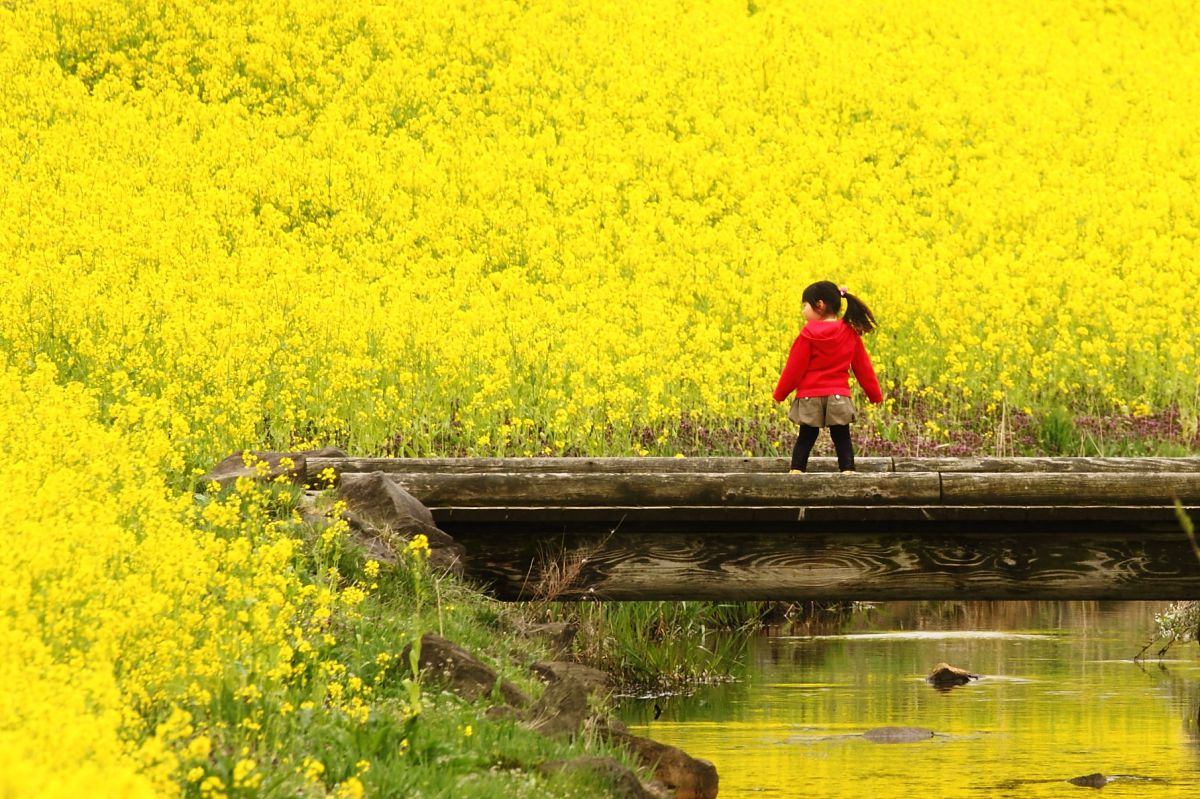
[788,394,857,427]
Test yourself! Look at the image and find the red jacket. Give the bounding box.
[773,320,883,404]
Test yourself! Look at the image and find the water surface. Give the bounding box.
[620,602,1200,798]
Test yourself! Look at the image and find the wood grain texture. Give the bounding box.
[310,456,892,474]
[310,455,1200,480]
[455,526,1200,601]
[432,504,1198,527]
[941,472,1200,505]
[345,471,942,507]
[339,469,1198,508]
[894,456,1200,473]
[323,458,1200,600]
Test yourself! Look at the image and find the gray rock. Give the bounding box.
[200,448,348,490]
[401,633,530,708]
[526,677,590,738]
[483,705,522,723]
[530,661,611,696]
[862,726,935,743]
[200,450,306,490]
[340,511,399,565]
[338,472,465,577]
[523,622,579,658]
[338,471,435,529]
[427,543,466,578]
[643,780,674,799]
[601,723,718,799]
[538,757,651,799]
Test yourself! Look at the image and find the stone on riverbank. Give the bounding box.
[538,756,663,799]
[338,471,465,576]
[200,447,347,490]
[402,633,531,708]
[520,621,579,658]
[599,720,719,799]
[526,676,591,737]
[531,661,611,696]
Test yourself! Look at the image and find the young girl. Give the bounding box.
[773,281,883,473]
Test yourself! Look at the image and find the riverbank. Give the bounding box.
[191,448,1200,798]
[179,474,727,799]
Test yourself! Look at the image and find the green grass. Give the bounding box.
[537,601,760,693]
[180,482,651,799]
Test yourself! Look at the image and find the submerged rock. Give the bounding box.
[862,726,935,743]
[1066,773,1165,789]
[927,662,980,689]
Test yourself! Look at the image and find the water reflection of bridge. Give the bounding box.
[312,456,1200,601]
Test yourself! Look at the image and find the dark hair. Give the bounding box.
[801,280,877,335]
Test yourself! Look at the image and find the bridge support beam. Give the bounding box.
[447,521,1200,601]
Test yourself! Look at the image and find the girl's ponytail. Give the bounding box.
[840,290,877,335]
[800,280,878,334]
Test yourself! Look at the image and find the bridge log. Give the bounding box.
[941,473,1200,505]
[432,504,1196,526]
[342,471,942,507]
[318,458,1200,600]
[894,456,1200,473]
[339,470,1199,508]
[310,456,890,475]
[454,525,1200,601]
[308,456,1200,482]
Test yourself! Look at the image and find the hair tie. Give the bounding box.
[838,286,847,297]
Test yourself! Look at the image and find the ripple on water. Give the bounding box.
[778,631,1056,641]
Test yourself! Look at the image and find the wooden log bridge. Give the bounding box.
[310,456,1200,602]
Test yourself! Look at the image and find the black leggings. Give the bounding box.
[791,424,855,472]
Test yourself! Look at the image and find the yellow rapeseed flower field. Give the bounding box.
[1,0,1198,794]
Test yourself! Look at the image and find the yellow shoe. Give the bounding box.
[789,469,803,474]
[841,470,855,474]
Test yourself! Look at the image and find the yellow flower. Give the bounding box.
[335,776,365,799]
[232,759,260,789]
[187,736,212,760]
[2,2,1197,794]
[301,757,325,782]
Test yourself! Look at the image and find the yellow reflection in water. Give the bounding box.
[626,603,1200,798]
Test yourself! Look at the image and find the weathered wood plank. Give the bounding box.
[941,472,1200,505]
[340,469,1198,508]
[310,456,1200,486]
[455,527,1200,601]
[432,504,1198,527]
[894,456,1200,473]
[343,471,942,507]
[309,456,893,475]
